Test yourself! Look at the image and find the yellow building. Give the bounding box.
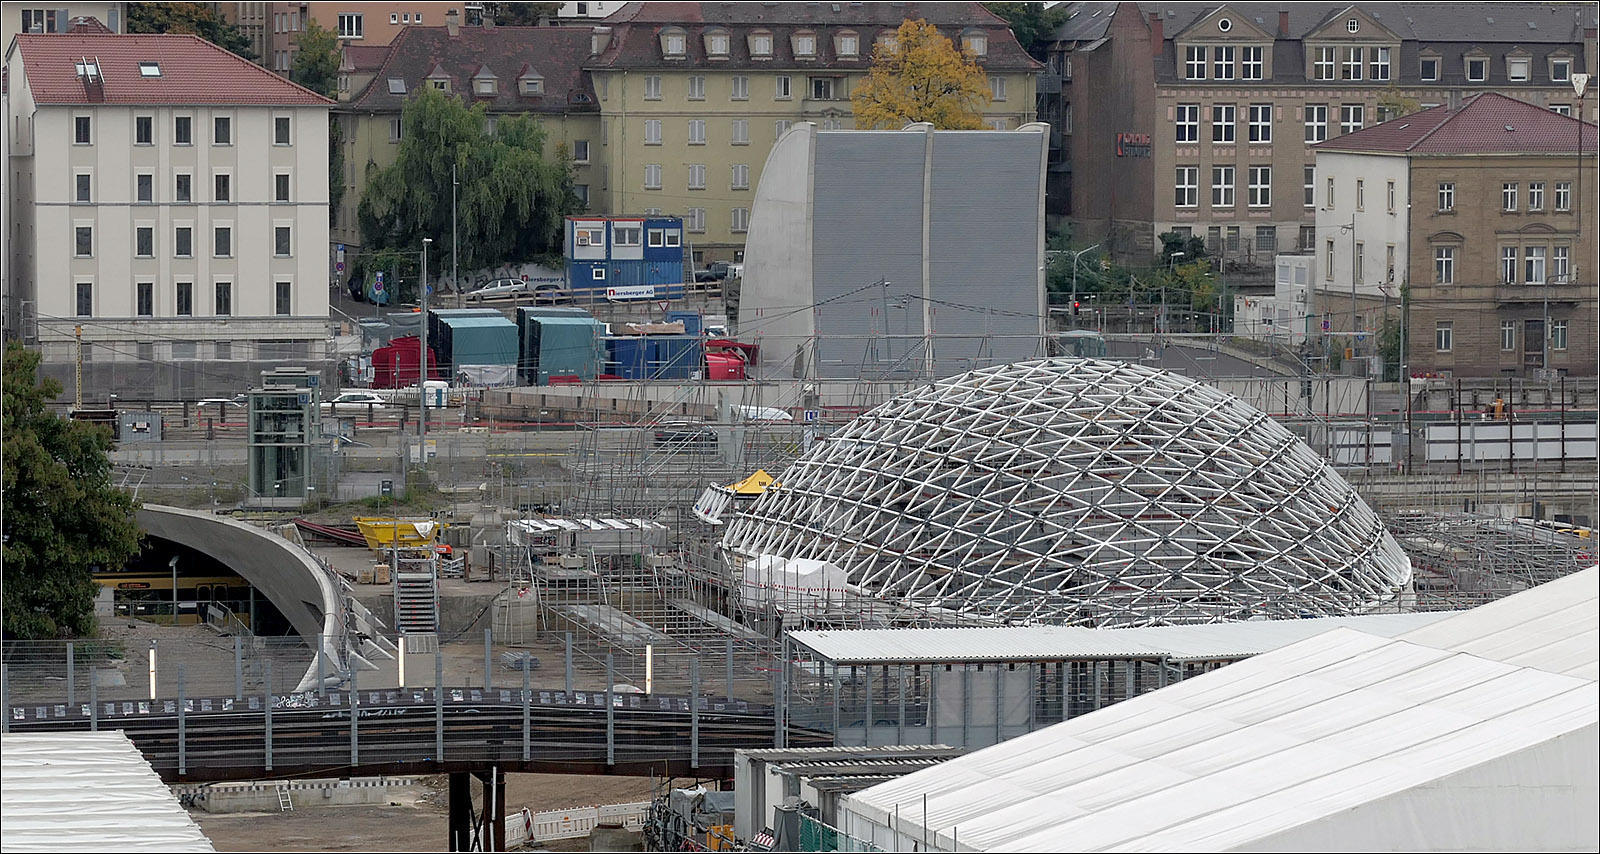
[586,2,1041,263]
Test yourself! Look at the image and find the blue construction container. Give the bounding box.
[565,216,687,302]
[534,317,606,385]
[648,334,704,380]
[605,337,650,380]
[665,310,703,336]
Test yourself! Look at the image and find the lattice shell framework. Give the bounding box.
[721,359,1413,626]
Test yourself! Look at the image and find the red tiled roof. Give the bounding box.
[345,25,597,114]
[65,16,114,34]
[13,33,333,106]
[340,43,393,74]
[1316,93,1596,155]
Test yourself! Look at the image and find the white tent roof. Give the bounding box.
[789,611,1457,664]
[1,731,215,852]
[842,569,1600,852]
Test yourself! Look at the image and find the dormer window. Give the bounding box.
[519,71,544,96]
[705,29,730,57]
[1346,18,1360,33]
[836,30,859,58]
[793,31,817,59]
[473,69,499,96]
[1465,52,1488,82]
[961,29,987,57]
[660,26,686,58]
[430,77,449,92]
[1551,56,1573,82]
[1419,52,1440,82]
[877,30,898,53]
[750,31,773,58]
[1507,53,1531,82]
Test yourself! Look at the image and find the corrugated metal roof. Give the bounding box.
[789,611,1457,664]
[436,314,516,329]
[1,732,215,851]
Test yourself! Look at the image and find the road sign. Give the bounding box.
[803,409,820,423]
[337,244,346,252]
[374,271,385,293]
[335,261,345,272]
[1356,334,1366,343]
[1322,319,1331,331]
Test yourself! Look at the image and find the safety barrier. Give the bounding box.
[504,800,651,846]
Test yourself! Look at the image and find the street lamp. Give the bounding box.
[1068,242,1102,328]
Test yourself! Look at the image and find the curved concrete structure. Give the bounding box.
[137,504,347,691]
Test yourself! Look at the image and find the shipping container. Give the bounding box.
[429,313,518,383]
[534,317,606,385]
[370,335,440,388]
[605,336,650,380]
[516,306,596,383]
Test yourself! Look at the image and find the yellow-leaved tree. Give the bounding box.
[851,19,991,130]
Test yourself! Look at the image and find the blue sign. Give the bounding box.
[803,410,820,423]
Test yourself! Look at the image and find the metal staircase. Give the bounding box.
[391,550,440,635]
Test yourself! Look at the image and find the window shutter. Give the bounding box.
[56,10,69,32]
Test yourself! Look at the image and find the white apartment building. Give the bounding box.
[5,32,334,400]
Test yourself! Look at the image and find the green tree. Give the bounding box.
[291,19,340,98]
[328,118,346,228]
[3,343,142,639]
[480,2,563,26]
[357,88,579,290]
[127,2,254,60]
[851,19,991,130]
[983,2,1071,61]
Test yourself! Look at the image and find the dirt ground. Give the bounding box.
[193,773,659,852]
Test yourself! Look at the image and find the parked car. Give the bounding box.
[197,394,247,410]
[654,421,718,448]
[466,278,571,303]
[694,261,734,283]
[320,391,391,414]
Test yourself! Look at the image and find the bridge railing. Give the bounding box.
[0,634,316,707]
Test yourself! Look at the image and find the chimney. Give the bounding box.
[446,8,460,37]
[483,15,495,31]
[591,26,612,56]
[1278,10,1290,37]
[1148,12,1163,58]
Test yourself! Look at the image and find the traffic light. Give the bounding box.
[1073,301,1081,316]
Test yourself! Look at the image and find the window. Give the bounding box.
[1304,166,1316,207]
[137,282,154,317]
[1341,47,1363,80]
[74,115,91,145]
[574,184,589,207]
[214,174,230,203]
[133,173,152,203]
[731,207,750,232]
[731,119,749,145]
[1435,322,1453,352]
[1248,165,1271,207]
[429,76,449,92]
[1502,183,1518,212]
[338,13,362,38]
[1420,57,1440,81]
[274,173,291,203]
[135,116,153,145]
[1524,246,1547,284]
[213,116,231,145]
[776,76,792,99]
[1556,182,1572,211]
[990,76,1007,101]
[1255,225,1277,253]
[707,31,730,56]
[75,226,93,257]
[686,207,706,233]
[171,173,191,203]
[176,282,193,316]
[643,164,662,189]
[688,164,706,190]
[614,226,642,246]
[75,173,91,202]
[1305,105,1327,142]
[1356,179,1365,210]
[688,76,705,99]
[1176,104,1199,143]
[1212,45,1235,80]
[1386,244,1396,283]
[1552,58,1572,82]
[136,226,153,257]
[1185,45,1206,79]
[644,76,661,100]
[1552,104,1572,117]
[1554,246,1571,282]
[751,33,773,57]
[838,33,859,57]
[274,226,291,257]
[1175,166,1198,207]
[795,32,818,57]
[1355,242,1364,282]
[1501,321,1516,351]
[1326,240,1336,281]
[175,227,192,257]
[214,226,231,258]
[75,282,93,317]
[576,226,605,246]
[1387,180,1395,213]
[215,282,232,316]
[644,119,662,145]
[1340,103,1364,134]
[1313,46,1336,80]
[1212,104,1235,142]
[1327,177,1335,208]
[775,119,793,138]
[171,342,197,361]
[811,77,837,100]
[732,164,749,189]
[1438,182,1455,212]
[1435,247,1455,283]
[688,119,706,144]
[1551,320,1569,350]
[1508,57,1530,82]
[276,282,292,316]
[731,75,749,100]
[274,116,291,145]
[21,9,64,32]
[648,229,665,248]
[663,30,686,56]
[1528,182,1545,211]
[1299,225,1316,252]
[175,116,192,145]
[1370,47,1391,81]
[960,30,985,56]
[1466,57,1487,82]
[1241,46,1263,80]
[1248,104,1272,143]
[1501,246,1519,283]
[1212,165,1235,207]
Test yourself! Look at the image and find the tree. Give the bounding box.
[3,343,142,639]
[983,2,1071,62]
[479,2,564,26]
[851,19,991,130]
[357,88,580,292]
[127,2,254,60]
[291,19,340,98]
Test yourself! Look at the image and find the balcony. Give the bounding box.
[1495,280,1590,304]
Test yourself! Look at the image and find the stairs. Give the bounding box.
[393,556,440,635]
[276,782,294,812]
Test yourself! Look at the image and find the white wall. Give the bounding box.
[737,122,816,376]
[1313,151,1410,327]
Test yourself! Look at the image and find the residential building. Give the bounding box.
[4,32,333,399]
[218,2,448,75]
[740,123,1047,381]
[1045,2,1597,266]
[1315,93,1596,377]
[586,2,1041,264]
[331,15,600,282]
[3,3,123,47]
[559,2,623,24]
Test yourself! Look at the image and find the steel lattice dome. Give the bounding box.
[722,359,1413,626]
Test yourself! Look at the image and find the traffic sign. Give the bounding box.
[803,409,820,423]
[335,261,345,272]
[1321,319,1331,331]
[373,280,385,293]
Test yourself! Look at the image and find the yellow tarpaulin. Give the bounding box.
[727,469,779,496]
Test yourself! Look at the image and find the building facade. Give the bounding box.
[1046,2,1597,265]
[586,2,1041,264]
[4,32,333,400]
[1316,94,1597,377]
[2,3,123,48]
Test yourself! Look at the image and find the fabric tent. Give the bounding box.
[740,554,852,609]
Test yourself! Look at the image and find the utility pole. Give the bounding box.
[1347,214,1359,366]
[419,238,432,447]
[74,325,84,409]
[452,162,461,310]
[1069,242,1101,330]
